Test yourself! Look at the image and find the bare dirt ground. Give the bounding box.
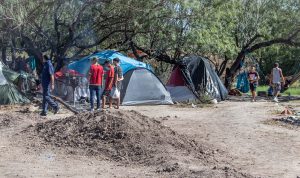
[0,97,300,178]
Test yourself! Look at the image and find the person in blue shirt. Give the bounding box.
[40,55,59,116]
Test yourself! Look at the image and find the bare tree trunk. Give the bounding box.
[21,35,43,73]
[11,37,17,62]
[1,47,7,65]
[224,51,245,89]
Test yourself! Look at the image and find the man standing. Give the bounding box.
[248,66,260,102]
[88,57,104,111]
[102,60,114,109]
[40,55,59,116]
[271,63,284,102]
[110,58,124,109]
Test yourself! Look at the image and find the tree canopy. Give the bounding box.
[0,0,299,86]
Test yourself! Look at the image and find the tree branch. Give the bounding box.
[76,30,133,49]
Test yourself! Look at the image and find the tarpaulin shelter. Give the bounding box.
[0,62,30,105]
[68,50,173,105]
[167,55,228,102]
[68,50,152,75]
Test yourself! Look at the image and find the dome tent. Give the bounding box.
[167,55,228,102]
[0,62,30,105]
[68,50,173,105]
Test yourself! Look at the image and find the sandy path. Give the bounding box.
[0,100,299,177]
[124,101,300,178]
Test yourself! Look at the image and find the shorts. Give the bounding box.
[249,83,257,92]
[102,90,111,98]
[273,83,281,93]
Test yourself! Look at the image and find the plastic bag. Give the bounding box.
[110,87,120,99]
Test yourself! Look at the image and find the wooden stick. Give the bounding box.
[36,92,79,114]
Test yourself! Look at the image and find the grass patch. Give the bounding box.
[255,85,300,96]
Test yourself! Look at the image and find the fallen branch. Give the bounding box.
[35,92,79,114]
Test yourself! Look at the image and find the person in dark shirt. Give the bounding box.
[102,60,114,109]
[88,57,104,111]
[110,58,123,109]
[248,66,260,102]
[40,55,59,116]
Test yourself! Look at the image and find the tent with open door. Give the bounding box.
[167,55,228,102]
[68,50,173,105]
[0,62,30,105]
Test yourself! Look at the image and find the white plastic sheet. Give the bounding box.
[0,62,8,85]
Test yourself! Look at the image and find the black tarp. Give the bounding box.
[178,55,228,101]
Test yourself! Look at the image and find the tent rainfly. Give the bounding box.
[167,55,228,102]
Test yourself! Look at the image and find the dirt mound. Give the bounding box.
[21,110,252,177]
[25,110,200,164]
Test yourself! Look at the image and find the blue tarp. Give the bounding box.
[68,50,152,75]
[26,56,36,71]
[236,71,250,93]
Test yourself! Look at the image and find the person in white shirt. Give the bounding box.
[270,63,284,102]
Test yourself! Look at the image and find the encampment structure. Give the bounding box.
[167,55,228,102]
[67,50,173,105]
[0,62,30,105]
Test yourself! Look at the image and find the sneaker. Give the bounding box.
[273,97,278,102]
[89,108,94,112]
[53,107,60,114]
[40,112,47,117]
[96,108,102,111]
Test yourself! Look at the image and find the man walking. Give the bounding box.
[271,63,284,102]
[102,60,114,109]
[110,58,123,109]
[40,55,59,116]
[88,57,104,111]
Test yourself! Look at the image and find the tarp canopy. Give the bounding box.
[68,50,152,75]
[167,55,228,102]
[0,62,30,105]
[2,65,20,83]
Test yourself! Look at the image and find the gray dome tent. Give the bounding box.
[121,68,173,105]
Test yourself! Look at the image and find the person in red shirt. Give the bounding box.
[102,60,115,109]
[88,57,104,111]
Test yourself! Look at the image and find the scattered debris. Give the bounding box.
[0,114,21,129]
[275,116,300,126]
[280,107,293,115]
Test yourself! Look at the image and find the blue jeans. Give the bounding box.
[42,84,58,114]
[89,85,102,109]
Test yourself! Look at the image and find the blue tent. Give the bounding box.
[68,50,151,75]
[67,50,173,105]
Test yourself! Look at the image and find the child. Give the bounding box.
[248,66,260,102]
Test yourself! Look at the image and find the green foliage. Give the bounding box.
[0,0,299,75]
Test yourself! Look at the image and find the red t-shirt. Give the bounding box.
[89,64,104,86]
[105,65,115,90]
